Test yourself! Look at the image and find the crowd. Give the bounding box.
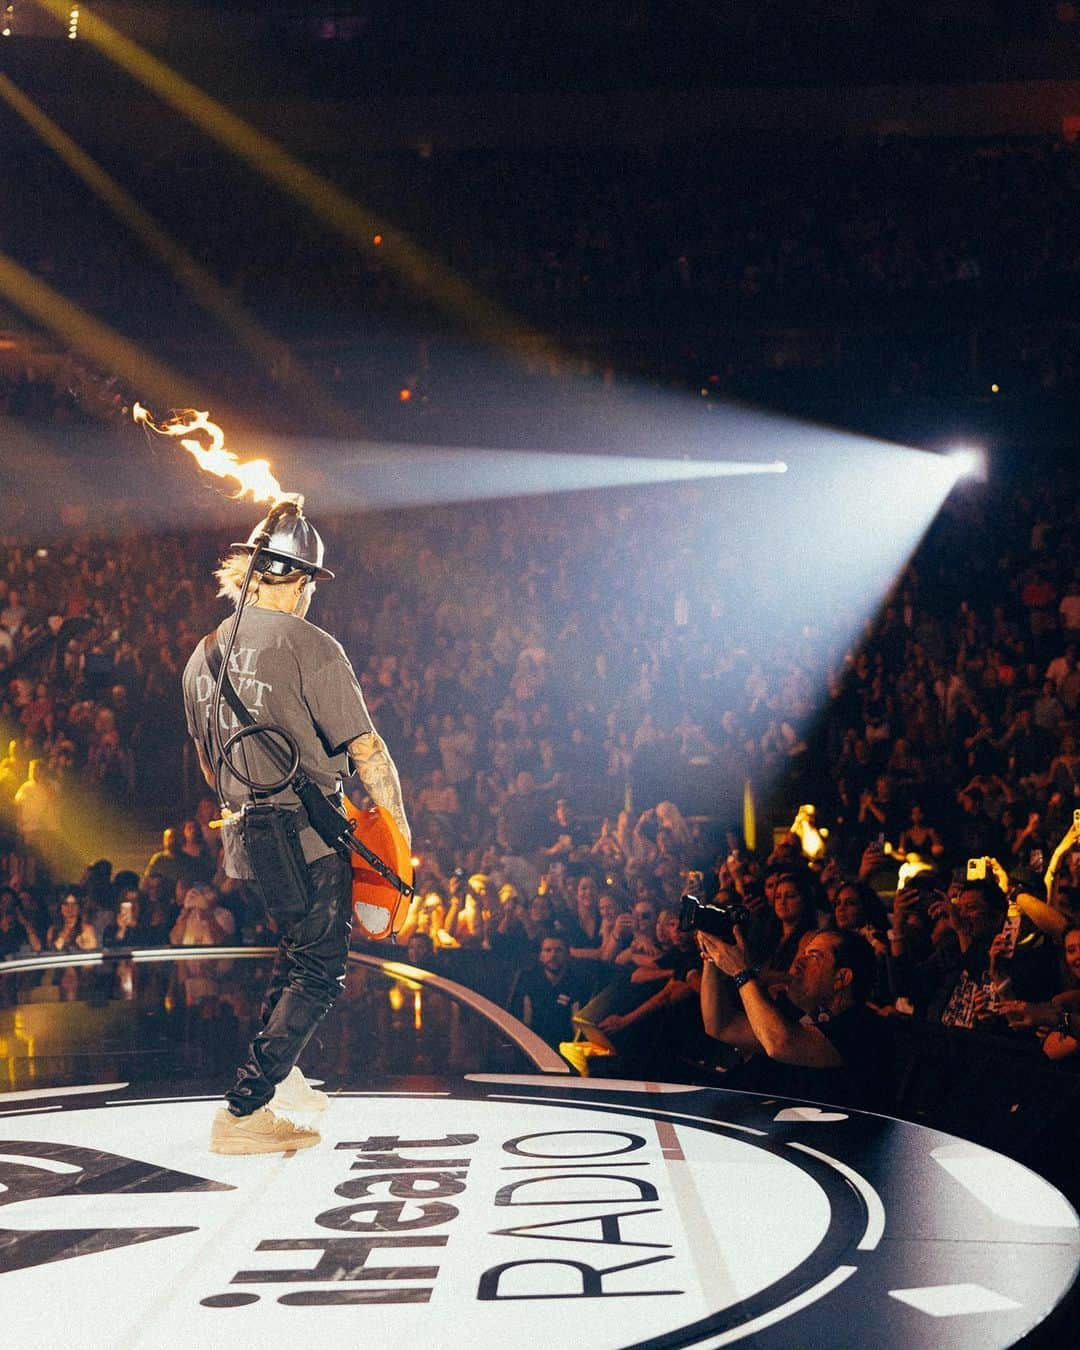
[3,107,1080,1133]
[2,423,1079,1124]
[0,816,259,964]
[4,134,1080,427]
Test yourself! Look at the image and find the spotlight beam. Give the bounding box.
[943,444,988,482]
[289,441,788,510]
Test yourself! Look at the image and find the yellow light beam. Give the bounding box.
[0,71,353,435]
[0,249,203,412]
[31,0,551,362]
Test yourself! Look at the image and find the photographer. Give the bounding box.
[699,922,892,1112]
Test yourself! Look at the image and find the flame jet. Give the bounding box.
[133,404,297,505]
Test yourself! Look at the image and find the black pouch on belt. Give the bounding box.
[239,803,310,925]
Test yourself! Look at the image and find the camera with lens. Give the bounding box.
[678,893,751,943]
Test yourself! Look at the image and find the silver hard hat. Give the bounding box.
[231,500,334,580]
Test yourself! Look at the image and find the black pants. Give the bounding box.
[227,851,352,1115]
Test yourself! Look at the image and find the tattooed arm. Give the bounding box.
[348,732,412,847]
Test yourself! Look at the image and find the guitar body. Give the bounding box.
[344,797,413,941]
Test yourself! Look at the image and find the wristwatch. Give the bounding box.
[732,967,759,992]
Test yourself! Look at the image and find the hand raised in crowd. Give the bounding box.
[893,886,925,920]
[1056,815,1080,853]
[998,999,1059,1031]
[983,856,1010,892]
[971,986,1004,1024]
[858,924,887,957]
[987,930,1014,981]
[820,857,842,889]
[858,842,884,880]
[613,911,634,942]
[925,891,952,925]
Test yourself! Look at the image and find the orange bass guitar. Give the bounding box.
[343,798,413,941]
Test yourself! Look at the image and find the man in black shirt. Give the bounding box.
[701,926,893,1112]
[512,934,592,1050]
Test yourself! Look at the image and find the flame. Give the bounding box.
[133,401,287,504]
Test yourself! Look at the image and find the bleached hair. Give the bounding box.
[215,551,306,606]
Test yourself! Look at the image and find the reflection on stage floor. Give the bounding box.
[0,948,551,1095]
[1,948,1077,1350]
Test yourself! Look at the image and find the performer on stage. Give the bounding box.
[182,503,411,1154]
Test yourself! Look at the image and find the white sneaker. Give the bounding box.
[272,1065,329,1112]
[210,1105,320,1155]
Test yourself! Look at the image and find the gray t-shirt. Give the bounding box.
[183,607,374,878]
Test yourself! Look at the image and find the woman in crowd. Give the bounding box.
[139,878,177,946]
[178,818,217,888]
[521,890,556,945]
[489,883,536,962]
[897,804,946,860]
[447,874,490,949]
[46,890,98,952]
[564,873,603,957]
[750,870,819,986]
[830,880,891,1002]
[831,881,889,947]
[1000,926,1080,1064]
[168,884,235,946]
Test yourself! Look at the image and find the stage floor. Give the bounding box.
[1,949,1077,1349]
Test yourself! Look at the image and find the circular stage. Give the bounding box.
[1,950,1077,1348]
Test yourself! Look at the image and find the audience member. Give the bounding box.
[700,925,893,1111]
[46,890,97,952]
[510,933,592,1050]
[169,883,236,946]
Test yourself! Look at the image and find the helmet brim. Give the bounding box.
[229,542,334,580]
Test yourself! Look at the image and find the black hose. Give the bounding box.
[209,514,299,805]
